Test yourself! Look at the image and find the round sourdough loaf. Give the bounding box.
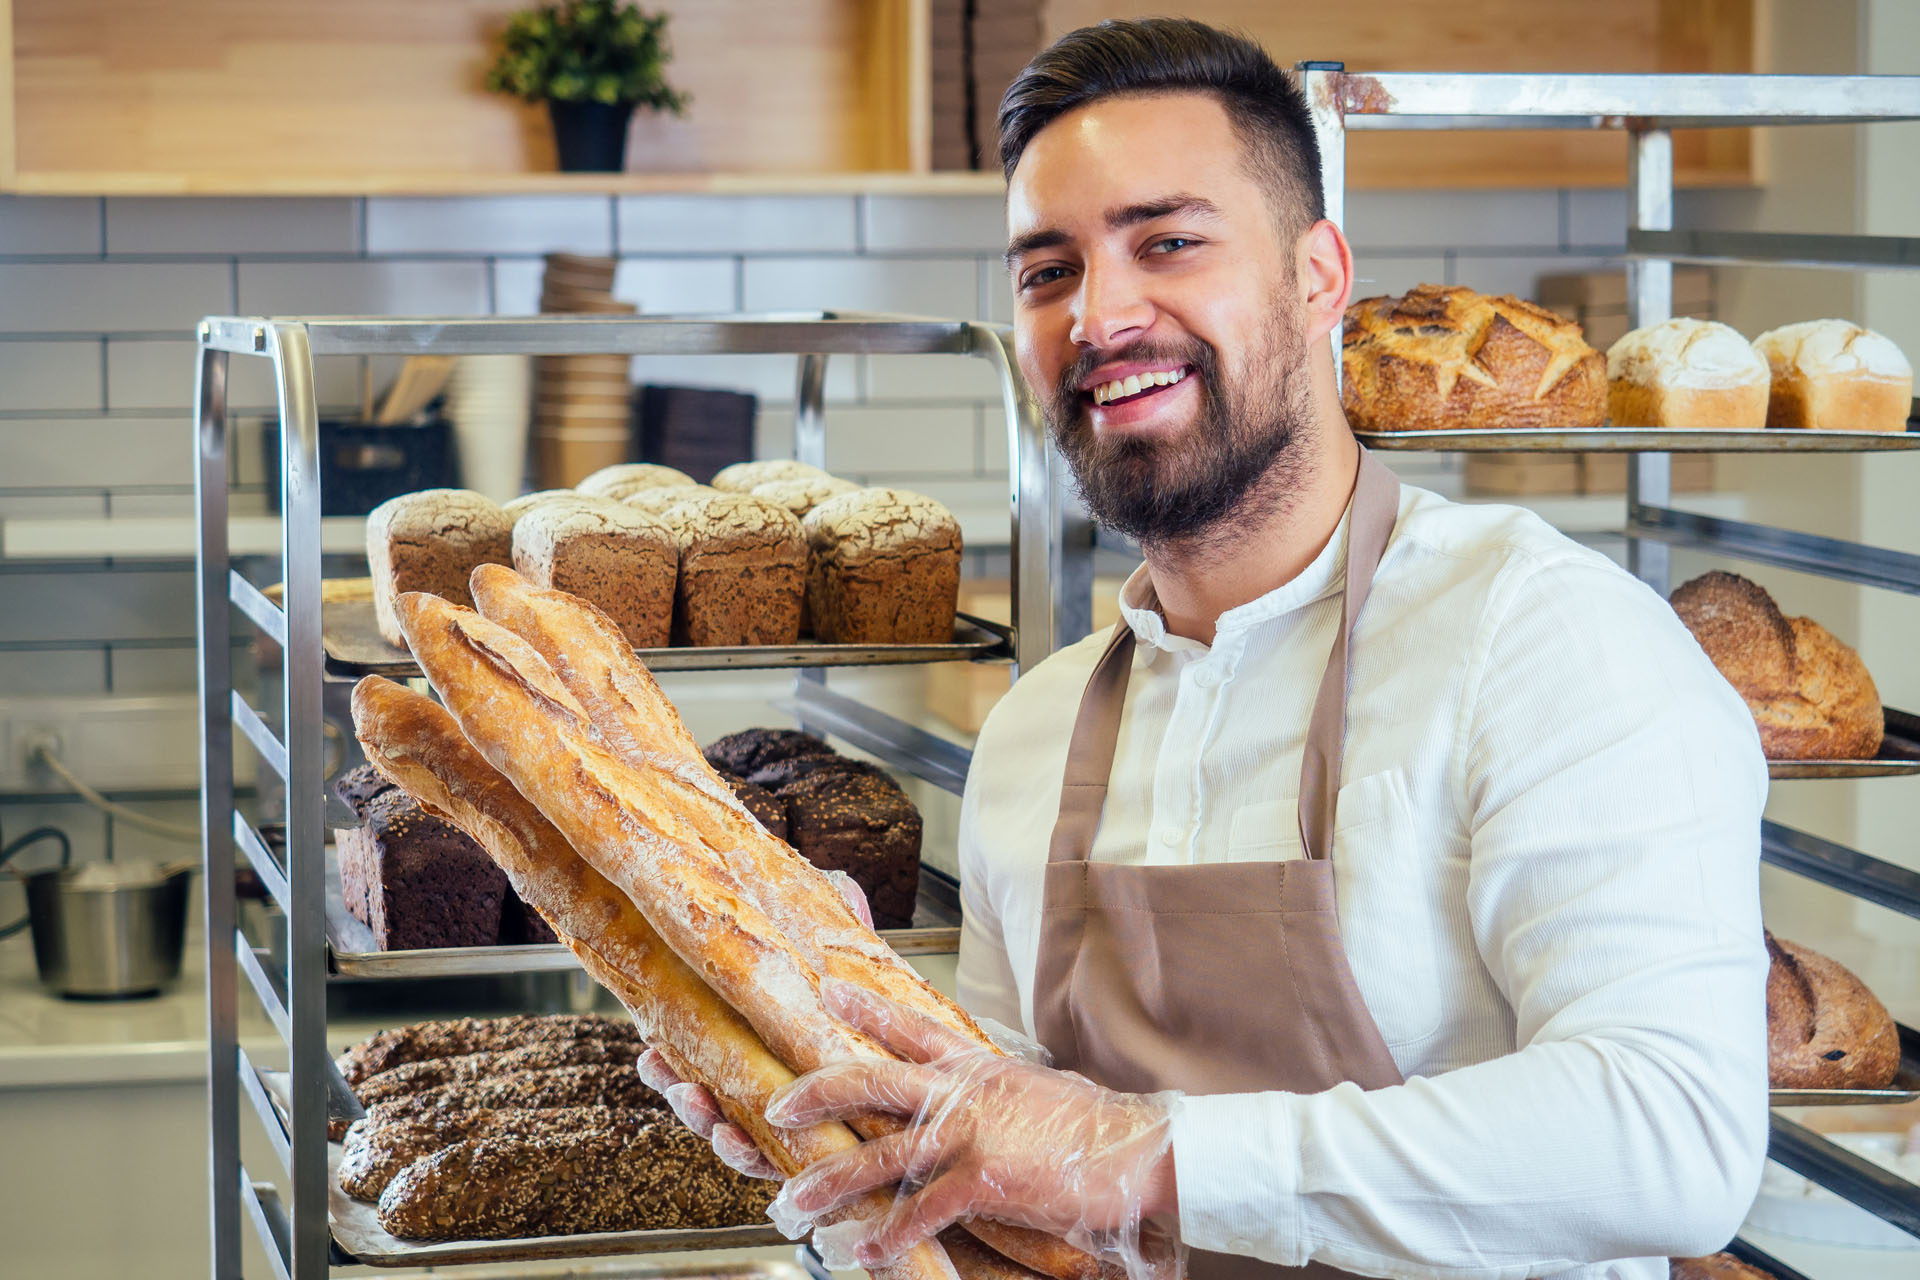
[575,463,697,500]
[710,458,831,492]
[365,488,512,648]
[1764,930,1900,1089]
[1341,283,1605,431]
[510,496,677,648]
[802,487,962,644]
[1606,318,1770,428]
[1752,319,1914,432]
[1669,570,1882,759]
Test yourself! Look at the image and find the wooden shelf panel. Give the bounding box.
[0,169,1008,197]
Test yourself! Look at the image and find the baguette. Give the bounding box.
[422,579,1113,1280]
[350,675,957,1280]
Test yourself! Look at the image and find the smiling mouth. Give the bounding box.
[1086,366,1192,408]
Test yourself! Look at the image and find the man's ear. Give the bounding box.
[1297,219,1354,346]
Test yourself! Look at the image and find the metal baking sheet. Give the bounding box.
[325,844,962,978]
[321,597,1012,679]
[1767,708,1920,779]
[1769,1025,1920,1106]
[1356,427,1920,453]
[259,1072,787,1268]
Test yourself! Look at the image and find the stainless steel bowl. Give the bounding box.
[25,860,193,999]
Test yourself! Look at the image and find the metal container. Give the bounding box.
[25,860,194,998]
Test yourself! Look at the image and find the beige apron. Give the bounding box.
[1032,448,1404,1280]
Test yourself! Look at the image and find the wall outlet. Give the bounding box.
[0,696,211,792]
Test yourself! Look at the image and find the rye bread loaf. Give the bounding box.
[502,490,576,521]
[711,458,831,493]
[717,770,790,841]
[1752,319,1914,433]
[623,483,718,515]
[511,500,676,648]
[337,1013,641,1086]
[659,493,806,646]
[780,766,922,930]
[1670,571,1882,759]
[340,1104,655,1202]
[803,488,962,644]
[334,762,396,818]
[366,489,513,647]
[575,463,696,500]
[1765,931,1901,1089]
[752,474,861,516]
[335,789,507,948]
[1341,284,1606,431]
[375,1123,779,1240]
[354,1037,639,1108]
[703,727,837,780]
[1607,319,1770,428]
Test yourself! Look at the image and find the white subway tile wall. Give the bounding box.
[0,189,1628,850]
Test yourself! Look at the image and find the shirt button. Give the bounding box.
[1191,667,1219,689]
[1155,829,1179,849]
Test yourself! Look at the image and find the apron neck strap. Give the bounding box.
[1046,446,1400,866]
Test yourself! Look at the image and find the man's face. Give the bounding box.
[1005,92,1312,546]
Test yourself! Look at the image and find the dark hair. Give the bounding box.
[997,18,1324,233]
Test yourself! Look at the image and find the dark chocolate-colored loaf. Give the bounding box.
[781,767,922,930]
[340,789,508,952]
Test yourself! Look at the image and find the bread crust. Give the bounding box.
[1605,319,1770,428]
[366,489,513,647]
[1341,284,1605,432]
[1669,571,1882,759]
[1764,932,1901,1089]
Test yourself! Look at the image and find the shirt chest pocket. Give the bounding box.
[1222,769,1441,1048]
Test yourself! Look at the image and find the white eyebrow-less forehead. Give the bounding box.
[1003,194,1226,269]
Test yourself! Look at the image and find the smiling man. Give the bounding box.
[653,18,1773,1280]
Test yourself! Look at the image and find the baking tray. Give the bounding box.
[1356,427,1920,452]
[325,843,964,978]
[1769,1022,1920,1106]
[320,598,1012,679]
[1766,708,1920,779]
[259,1072,787,1267]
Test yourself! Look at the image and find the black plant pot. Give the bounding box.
[549,100,635,172]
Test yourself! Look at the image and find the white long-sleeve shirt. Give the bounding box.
[956,481,1771,1280]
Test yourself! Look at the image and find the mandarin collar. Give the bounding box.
[1114,497,1355,654]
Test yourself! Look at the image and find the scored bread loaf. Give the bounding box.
[337,1013,639,1087]
[659,493,806,646]
[803,489,962,644]
[576,463,697,500]
[1341,284,1606,432]
[349,675,962,1280]
[375,1123,779,1240]
[712,458,831,493]
[366,489,513,647]
[1669,571,1882,759]
[1765,931,1901,1089]
[1752,319,1914,433]
[460,568,1109,1280]
[1607,319,1770,428]
[510,496,676,648]
[401,583,1109,1280]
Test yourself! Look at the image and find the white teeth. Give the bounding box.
[1121,374,1142,397]
[1092,368,1185,405]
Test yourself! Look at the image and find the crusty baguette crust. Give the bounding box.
[461,568,1118,1280]
[350,675,955,1280]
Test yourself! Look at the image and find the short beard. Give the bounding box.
[1046,302,1313,551]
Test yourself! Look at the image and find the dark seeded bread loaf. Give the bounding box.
[339,1104,655,1202]
[717,770,789,841]
[358,1064,663,1135]
[702,727,835,779]
[781,767,922,930]
[337,1014,642,1086]
[336,790,507,949]
[354,1037,639,1108]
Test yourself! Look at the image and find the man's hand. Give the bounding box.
[635,869,876,1181]
[764,980,1182,1280]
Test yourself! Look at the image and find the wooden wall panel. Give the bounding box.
[11,0,897,181]
[1040,0,1759,187]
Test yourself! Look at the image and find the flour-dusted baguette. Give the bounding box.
[337,1014,639,1087]
[350,675,958,1280]
[451,570,1114,1280]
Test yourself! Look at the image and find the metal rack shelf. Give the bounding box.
[1761,820,1920,921]
[198,311,1053,1279]
[1628,505,1920,597]
[1355,427,1920,453]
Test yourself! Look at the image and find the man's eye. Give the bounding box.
[1020,265,1070,291]
[1148,237,1197,255]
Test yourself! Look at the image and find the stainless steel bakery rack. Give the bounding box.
[1284,66,1920,1263]
[194,312,1055,1280]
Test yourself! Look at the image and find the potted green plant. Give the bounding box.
[485,0,689,172]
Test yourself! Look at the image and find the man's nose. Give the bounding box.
[1069,262,1152,349]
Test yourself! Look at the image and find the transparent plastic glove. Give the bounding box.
[633,870,875,1181]
[765,979,1183,1280]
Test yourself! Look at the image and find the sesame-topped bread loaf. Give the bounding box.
[715,770,790,841]
[802,488,962,644]
[622,483,718,515]
[659,493,806,646]
[360,1064,662,1133]
[353,1037,640,1108]
[339,1105,657,1202]
[751,474,861,516]
[1669,570,1882,759]
[374,1122,779,1239]
[1752,319,1914,433]
[366,489,513,647]
[510,498,677,649]
[702,727,836,779]
[335,789,508,951]
[1607,318,1771,428]
[710,458,831,493]
[574,463,696,500]
[1340,284,1606,432]
[337,1014,642,1087]
[501,490,577,521]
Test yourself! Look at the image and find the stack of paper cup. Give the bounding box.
[445,354,534,503]
[534,254,638,487]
